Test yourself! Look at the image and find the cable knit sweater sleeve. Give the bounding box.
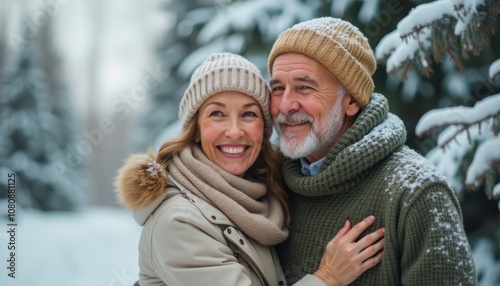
[398,183,477,285]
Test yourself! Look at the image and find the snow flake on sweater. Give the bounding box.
[426,191,476,284]
[346,113,404,154]
[383,147,448,200]
[427,192,469,250]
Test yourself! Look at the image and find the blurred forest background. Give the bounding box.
[0,0,499,285]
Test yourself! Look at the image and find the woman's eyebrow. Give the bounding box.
[205,101,225,108]
[243,102,259,109]
[205,102,258,108]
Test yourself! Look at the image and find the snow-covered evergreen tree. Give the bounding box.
[132,0,210,151]
[376,1,500,284]
[0,23,83,211]
[376,0,500,207]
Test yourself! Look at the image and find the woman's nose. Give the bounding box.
[225,119,244,138]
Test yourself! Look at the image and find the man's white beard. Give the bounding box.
[276,98,345,160]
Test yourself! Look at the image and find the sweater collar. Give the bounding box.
[282,93,407,196]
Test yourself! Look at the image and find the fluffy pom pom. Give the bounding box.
[114,152,168,209]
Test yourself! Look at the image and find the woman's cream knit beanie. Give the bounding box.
[180,52,272,138]
[268,17,376,108]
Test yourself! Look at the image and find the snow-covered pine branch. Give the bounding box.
[415,93,500,147]
[490,58,500,81]
[374,0,500,79]
[177,0,314,78]
[331,0,381,23]
[416,93,500,203]
[465,136,500,199]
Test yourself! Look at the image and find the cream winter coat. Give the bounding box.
[116,155,324,286]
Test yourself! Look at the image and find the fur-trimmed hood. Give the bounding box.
[114,152,168,210]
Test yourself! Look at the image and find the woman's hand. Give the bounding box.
[313,216,385,286]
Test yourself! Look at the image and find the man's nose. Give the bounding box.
[279,88,299,114]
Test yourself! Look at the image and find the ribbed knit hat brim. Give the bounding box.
[180,53,272,138]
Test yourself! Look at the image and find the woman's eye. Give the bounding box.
[242,111,257,117]
[209,111,224,117]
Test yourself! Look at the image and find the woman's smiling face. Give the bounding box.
[197,91,264,177]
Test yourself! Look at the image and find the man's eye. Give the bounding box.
[271,86,284,92]
[298,85,311,90]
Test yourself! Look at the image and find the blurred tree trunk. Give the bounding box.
[87,0,105,205]
[0,0,8,75]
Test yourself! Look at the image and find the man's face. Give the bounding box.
[270,52,357,162]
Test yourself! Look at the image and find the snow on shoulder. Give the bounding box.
[384,147,447,197]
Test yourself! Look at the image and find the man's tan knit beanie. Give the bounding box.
[180,52,273,138]
[268,17,376,108]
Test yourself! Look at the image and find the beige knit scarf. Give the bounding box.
[168,145,289,246]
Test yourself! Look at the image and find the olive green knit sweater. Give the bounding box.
[278,94,477,285]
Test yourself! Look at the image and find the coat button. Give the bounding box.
[234,252,239,258]
[227,228,232,234]
[239,239,244,245]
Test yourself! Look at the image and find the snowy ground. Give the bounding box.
[0,207,141,286]
[0,206,498,286]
